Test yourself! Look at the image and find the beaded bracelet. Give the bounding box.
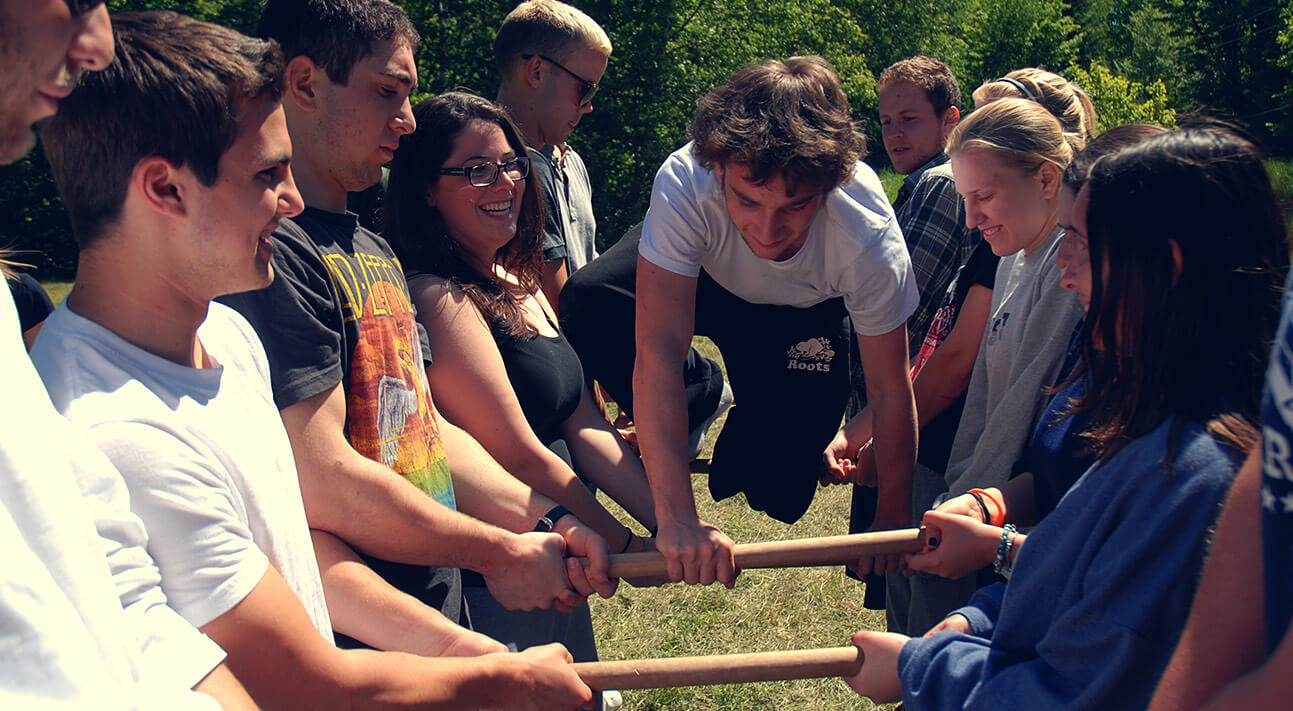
[994,523,1018,578]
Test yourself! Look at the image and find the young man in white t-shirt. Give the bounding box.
[562,56,920,587]
[0,3,256,709]
[34,11,596,710]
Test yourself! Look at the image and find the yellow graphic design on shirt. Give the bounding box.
[323,257,455,509]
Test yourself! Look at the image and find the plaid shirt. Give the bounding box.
[894,153,981,356]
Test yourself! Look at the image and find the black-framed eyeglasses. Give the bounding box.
[522,53,599,106]
[440,156,531,188]
[65,0,105,15]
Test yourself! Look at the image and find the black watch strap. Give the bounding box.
[533,505,572,533]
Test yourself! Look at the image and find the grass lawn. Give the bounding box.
[590,338,894,710]
[39,280,73,305]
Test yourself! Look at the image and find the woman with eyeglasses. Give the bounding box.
[383,91,656,660]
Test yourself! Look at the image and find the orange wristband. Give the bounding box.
[967,488,1005,527]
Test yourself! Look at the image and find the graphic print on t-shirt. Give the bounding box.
[786,337,836,373]
[1263,279,1293,651]
[322,252,455,509]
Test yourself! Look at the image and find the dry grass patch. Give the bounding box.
[590,338,894,710]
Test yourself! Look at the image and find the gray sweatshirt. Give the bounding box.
[943,226,1084,496]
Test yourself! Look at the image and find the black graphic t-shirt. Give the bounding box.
[1263,269,1293,652]
[221,207,460,623]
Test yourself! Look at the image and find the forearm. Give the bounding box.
[836,407,876,454]
[311,530,501,658]
[440,420,557,533]
[565,390,657,532]
[999,474,1038,526]
[911,342,974,429]
[633,352,697,526]
[193,663,259,711]
[450,416,632,550]
[868,384,917,526]
[302,447,527,573]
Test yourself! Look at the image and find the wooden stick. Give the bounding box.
[574,646,863,690]
[594,527,924,579]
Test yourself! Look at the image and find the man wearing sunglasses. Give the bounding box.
[0,2,258,709]
[494,0,608,310]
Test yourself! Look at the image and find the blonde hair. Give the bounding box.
[973,68,1097,143]
[947,97,1080,175]
[493,0,611,75]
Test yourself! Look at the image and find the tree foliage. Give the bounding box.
[2,0,1288,276]
[1068,61,1177,132]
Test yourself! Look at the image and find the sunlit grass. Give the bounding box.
[590,337,893,710]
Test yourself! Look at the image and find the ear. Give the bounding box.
[424,184,436,207]
[284,55,321,112]
[132,156,187,219]
[523,54,545,89]
[1037,161,1062,200]
[940,106,960,137]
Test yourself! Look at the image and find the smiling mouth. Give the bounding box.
[480,199,512,216]
[982,226,1002,238]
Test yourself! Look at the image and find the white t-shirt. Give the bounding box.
[1,289,220,710]
[639,143,918,336]
[33,302,333,642]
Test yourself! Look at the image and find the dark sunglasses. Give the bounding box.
[522,53,599,106]
[440,156,531,188]
[65,0,105,15]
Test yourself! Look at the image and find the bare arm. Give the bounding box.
[857,325,917,531]
[909,284,992,429]
[201,564,594,711]
[561,382,657,534]
[1149,446,1266,710]
[540,259,569,314]
[439,420,617,602]
[279,385,579,611]
[824,284,991,484]
[410,278,632,550]
[634,257,735,587]
[310,529,506,657]
[192,663,260,711]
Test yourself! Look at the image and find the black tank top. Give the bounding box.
[493,323,584,449]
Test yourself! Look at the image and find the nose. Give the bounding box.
[964,198,982,230]
[755,210,778,242]
[580,100,594,115]
[391,99,415,136]
[68,5,114,73]
[279,168,306,219]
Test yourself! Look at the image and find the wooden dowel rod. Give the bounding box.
[598,528,924,579]
[574,646,862,690]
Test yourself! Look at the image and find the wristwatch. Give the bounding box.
[533,505,572,533]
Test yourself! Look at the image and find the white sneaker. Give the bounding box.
[602,690,623,710]
[688,378,733,460]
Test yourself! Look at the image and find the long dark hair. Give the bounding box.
[383,91,544,337]
[1077,126,1288,462]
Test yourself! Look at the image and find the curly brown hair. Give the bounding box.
[689,56,864,193]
